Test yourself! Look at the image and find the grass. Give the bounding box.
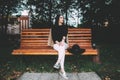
[0,38,120,80]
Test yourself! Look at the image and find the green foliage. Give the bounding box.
[27,0,75,27]
[77,0,120,27]
[1,0,120,28]
[0,0,23,16]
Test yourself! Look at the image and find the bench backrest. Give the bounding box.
[68,28,92,49]
[20,28,92,49]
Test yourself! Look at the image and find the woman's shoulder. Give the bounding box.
[51,26,58,31]
[63,25,68,29]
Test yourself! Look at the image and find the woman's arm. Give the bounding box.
[52,27,58,43]
[62,27,68,42]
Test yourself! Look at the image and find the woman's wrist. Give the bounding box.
[62,36,65,41]
[62,39,65,42]
[55,41,59,44]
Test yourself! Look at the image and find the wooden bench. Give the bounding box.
[12,28,100,63]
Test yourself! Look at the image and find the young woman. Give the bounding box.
[52,14,68,79]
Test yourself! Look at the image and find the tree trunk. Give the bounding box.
[4,14,9,35]
[65,1,68,26]
[1,15,4,34]
[65,11,68,26]
[49,0,52,26]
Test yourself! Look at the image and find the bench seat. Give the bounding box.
[12,48,98,55]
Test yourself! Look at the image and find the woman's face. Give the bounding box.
[59,16,64,25]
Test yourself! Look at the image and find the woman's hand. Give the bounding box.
[62,36,65,41]
[55,41,59,45]
[59,36,66,46]
[59,41,64,46]
[60,39,65,46]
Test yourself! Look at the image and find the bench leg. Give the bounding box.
[93,48,101,64]
[93,55,101,64]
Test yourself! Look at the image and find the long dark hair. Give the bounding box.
[55,14,64,27]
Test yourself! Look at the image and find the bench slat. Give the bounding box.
[12,48,97,55]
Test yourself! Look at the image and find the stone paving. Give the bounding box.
[17,72,101,80]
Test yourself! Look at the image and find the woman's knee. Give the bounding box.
[53,44,59,51]
[64,43,68,49]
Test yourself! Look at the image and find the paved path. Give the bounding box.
[17,72,101,80]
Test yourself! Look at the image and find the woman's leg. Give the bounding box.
[59,47,65,72]
[53,44,63,65]
[53,43,68,66]
[53,43,68,79]
[53,43,68,71]
[59,44,68,79]
[59,43,68,73]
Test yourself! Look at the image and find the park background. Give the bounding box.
[0,0,120,80]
